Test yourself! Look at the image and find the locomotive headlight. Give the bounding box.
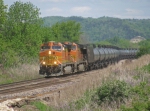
[54,61,57,64]
[42,61,46,65]
[49,51,51,55]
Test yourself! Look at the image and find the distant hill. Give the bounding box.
[42,16,150,43]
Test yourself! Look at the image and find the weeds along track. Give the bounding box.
[0,78,46,90]
[0,71,90,102]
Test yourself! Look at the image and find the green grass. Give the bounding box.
[32,101,54,111]
[75,90,93,110]
[141,63,150,73]
[0,74,14,84]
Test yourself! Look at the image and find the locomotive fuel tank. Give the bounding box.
[64,66,72,74]
[78,64,85,71]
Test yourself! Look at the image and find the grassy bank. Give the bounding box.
[0,62,41,84]
[62,55,150,111]
[12,55,150,111]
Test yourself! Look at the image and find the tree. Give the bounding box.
[5,1,42,57]
[0,0,8,66]
[0,0,7,38]
[50,21,82,42]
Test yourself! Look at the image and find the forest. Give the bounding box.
[43,16,150,42]
[0,0,150,67]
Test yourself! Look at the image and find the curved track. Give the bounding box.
[0,71,90,102]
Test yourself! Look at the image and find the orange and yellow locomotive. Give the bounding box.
[39,41,87,76]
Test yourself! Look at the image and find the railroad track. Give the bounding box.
[0,71,90,102]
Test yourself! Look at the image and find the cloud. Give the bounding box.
[71,6,91,13]
[46,7,62,12]
[125,8,142,15]
[113,14,150,19]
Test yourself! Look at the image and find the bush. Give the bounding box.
[137,39,150,57]
[121,101,150,111]
[96,80,130,104]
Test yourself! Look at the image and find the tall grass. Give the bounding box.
[0,61,41,84]
[51,55,150,110]
[1,55,150,111]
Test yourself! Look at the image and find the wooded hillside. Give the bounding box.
[43,16,150,42]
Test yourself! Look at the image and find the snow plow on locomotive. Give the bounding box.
[39,41,138,76]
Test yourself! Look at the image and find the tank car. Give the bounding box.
[84,44,120,70]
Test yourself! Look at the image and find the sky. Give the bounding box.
[4,0,150,19]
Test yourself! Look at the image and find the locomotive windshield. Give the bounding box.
[72,45,76,50]
[52,46,61,51]
[41,46,51,50]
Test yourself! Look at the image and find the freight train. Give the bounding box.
[39,41,138,76]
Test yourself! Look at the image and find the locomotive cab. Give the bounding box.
[39,41,65,75]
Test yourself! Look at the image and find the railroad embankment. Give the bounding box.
[0,54,150,111]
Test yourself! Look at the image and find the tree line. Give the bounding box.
[0,0,150,67]
[0,0,81,67]
[43,16,150,42]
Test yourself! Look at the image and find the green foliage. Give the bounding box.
[0,0,7,37]
[121,101,150,111]
[5,1,42,57]
[141,64,150,73]
[75,90,92,110]
[121,82,150,111]
[0,1,82,67]
[0,0,7,61]
[137,39,150,57]
[42,16,150,42]
[97,36,138,48]
[96,80,129,104]
[131,82,150,101]
[32,101,53,111]
[0,74,14,84]
[49,21,81,42]
[0,1,43,67]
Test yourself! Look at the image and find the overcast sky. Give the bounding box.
[4,0,150,19]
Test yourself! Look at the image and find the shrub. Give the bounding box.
[96,80,130,105]
[131,82,150,101]
[137,39,150,57]
[121,101,150,111]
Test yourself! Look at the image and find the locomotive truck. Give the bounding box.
[39,41,138,76]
